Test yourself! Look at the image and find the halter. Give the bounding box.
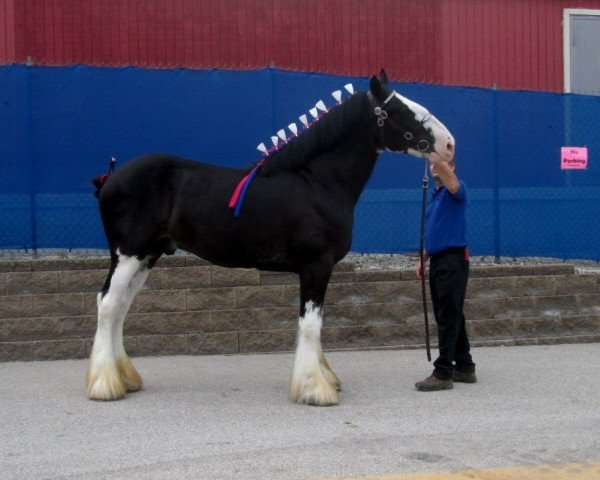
[368,90,434,360]
[367,90,432,153]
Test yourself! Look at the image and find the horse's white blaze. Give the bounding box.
[289,301,339,406]
[394,92,429,119]
[394,92,455,162]
[87,252,145,400]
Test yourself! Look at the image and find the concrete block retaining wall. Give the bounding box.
[1,256,599,361]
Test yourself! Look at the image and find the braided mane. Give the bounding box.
[259,92,369,176]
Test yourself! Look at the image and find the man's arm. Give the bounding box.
[431,159,460,195]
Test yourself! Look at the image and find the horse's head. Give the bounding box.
[368,69,455,162]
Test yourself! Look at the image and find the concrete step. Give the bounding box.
[0,255,356,273]
[0,258,357,296]
[2,314,599,362]
[0,258,598,362]
[2,278,597,318]
[0,261,583,297]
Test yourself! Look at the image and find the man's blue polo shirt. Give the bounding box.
[424,180,468,255]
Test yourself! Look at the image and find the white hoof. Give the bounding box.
[87,362,127,401]
[290,369,340,406]
[290,302,339,406]
[117,356,143,392]
[320,353,341,391]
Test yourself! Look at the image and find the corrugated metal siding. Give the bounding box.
[2,0,600,92]
[437,0,597,93]
[0,0,16,64]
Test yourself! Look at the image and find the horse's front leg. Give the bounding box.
[290,263,339,406]
[320,351,341,392]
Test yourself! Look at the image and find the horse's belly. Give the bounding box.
[175,234,295,272]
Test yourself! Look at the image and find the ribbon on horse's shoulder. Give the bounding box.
[228,160,264,217]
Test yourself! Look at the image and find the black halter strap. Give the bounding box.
[367,91,432,152]
[368,89,433,360]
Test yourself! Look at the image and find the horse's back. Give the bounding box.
[101,153,214,191]
[97,153,234,255]
[96,152,352,269]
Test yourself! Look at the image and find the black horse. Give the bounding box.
[88,70,455,405]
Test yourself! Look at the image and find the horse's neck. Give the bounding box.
[308,127,380,204]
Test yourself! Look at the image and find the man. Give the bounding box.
[415,157,476,391]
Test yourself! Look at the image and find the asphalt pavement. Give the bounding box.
[1,343,599,480]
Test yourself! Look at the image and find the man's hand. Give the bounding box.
[430,158,459,195]
[428,152,445,165]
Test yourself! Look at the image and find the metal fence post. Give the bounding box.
[492,84,500,263]
[26,58,38,256]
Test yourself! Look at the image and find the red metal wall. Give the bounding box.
[0,0,15,64]
[438,0,600,93]
[1,0,600,92]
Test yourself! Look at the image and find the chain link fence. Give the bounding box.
[1,66,599,260]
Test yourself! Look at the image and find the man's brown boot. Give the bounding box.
[452,370,477,383]
[415,375,453,392]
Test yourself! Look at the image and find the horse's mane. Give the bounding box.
[259,92,369,176]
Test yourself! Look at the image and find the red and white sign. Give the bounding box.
[561,147,588,170]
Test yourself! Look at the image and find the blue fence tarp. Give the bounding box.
[1,65,599,259]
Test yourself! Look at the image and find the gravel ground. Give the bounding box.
[345,252,600,274]
[2,248,599,274]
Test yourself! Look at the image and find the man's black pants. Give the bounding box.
[429,247,475,380]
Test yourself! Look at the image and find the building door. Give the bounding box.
[564,9,600,95]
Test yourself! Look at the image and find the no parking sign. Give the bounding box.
[561,147,588,169]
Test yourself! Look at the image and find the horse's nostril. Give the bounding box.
[447,142,454,153]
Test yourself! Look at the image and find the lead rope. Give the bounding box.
[419,159,432,362]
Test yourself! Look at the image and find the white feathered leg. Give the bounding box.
[114,263,150,393]
[320,350,341,391]
[289,302,339,406]
[87,253,145,400]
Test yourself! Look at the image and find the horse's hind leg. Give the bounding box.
[87,252,152,400]
[113,257,155,392]
[290,262,340,406]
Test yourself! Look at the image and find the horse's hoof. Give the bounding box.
[305,394,339,407]
[290,374,340,406]
[322,368,342,392]
[87,364,127,401]
[117,356,143,392]
[319,353,341,391]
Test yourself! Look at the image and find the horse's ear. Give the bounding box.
[380,68,388,86]
[370,75,384,99]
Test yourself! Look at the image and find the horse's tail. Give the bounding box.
[93,157,117,198]
[92,175,108,198]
